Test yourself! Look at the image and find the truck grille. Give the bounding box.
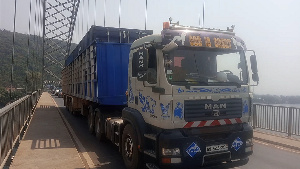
[184,98,242,122]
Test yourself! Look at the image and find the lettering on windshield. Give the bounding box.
[189,36,203,47]
[204,37,212,47]
[214,38,232,49]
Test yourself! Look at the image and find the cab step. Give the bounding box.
[146,163,160,169]
[144,134,156,141]
[144,149,156,158]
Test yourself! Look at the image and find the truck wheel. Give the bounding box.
[122,124,142,169]
[95,108,105,141]
[88,106,95,134]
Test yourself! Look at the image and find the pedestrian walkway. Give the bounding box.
[254,130,300,151]
[10,92,84,169]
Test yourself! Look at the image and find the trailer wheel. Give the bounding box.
[95,108,105,141]
[122,124,142,169]
[88,106,95,134]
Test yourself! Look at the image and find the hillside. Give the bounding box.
[0,29,75,106]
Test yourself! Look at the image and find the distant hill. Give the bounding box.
[253,94,300,104]
[0,29,76,106]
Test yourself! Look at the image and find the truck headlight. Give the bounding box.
[245,138,253,153]
[246,138,253,147]
[162,148,180,156]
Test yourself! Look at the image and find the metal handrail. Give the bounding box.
[252,103,300,137]
[0,90,42,167]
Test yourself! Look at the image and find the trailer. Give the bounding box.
[62,22,259,169]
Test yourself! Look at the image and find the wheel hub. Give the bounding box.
[124,135,133,159]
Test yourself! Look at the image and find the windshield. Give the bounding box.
[164,48,248,86]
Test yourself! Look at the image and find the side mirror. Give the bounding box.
[250,55,258,73]
[250,55,259,82]
[162,41,178,54]
[252,73,259,82]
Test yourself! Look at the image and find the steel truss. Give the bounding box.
[43,0,80,80]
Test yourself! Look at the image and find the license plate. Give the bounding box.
[206,144,228,153]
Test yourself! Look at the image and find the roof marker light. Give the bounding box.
[163,22,170,29]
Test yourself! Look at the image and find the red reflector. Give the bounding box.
[162,158,171,164]
[163,22,170,29]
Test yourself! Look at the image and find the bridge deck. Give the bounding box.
[7,92,300,168]
[10,92,84,169]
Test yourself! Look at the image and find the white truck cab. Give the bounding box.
[124,22,258,168]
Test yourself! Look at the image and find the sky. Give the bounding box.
[1,0,300,96]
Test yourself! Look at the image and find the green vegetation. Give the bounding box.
[0,87,24,108]
[0,29,75,108]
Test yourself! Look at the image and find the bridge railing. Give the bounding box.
[0,90,41,167]
[252,104,300,137]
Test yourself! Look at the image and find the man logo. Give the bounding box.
[205,103,226,110]
[212,110,220,117]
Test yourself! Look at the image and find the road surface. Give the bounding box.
[52,96,300,169]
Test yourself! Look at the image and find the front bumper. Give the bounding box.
[157,123,253,169]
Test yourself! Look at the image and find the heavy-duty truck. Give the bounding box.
[62,21,259,169]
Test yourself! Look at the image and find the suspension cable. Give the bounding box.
[104,0,106,27]
[81,0,84,38]
[27,0,33,94]
[42,0,45,90]
[11,0,17,101]
[94,0,96,25]
[33,0,37,91]
[145,0,147,30]
[119,0,121,28]
[87,0,90,31]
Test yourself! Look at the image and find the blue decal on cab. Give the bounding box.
[182,87,247,93]
[243,101,249,114]
[139,92,156,114]
[174,102,183,119]
[160,103,170,119]
[128,78,134,103]
[186,142,201,158]
[232,137,243,151]
[177,88,184,93]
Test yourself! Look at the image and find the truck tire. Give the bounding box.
[95,108,105,141]
[122,124,142,169]
[88,106,95,134]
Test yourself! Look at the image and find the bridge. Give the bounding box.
[1,0,300,169]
